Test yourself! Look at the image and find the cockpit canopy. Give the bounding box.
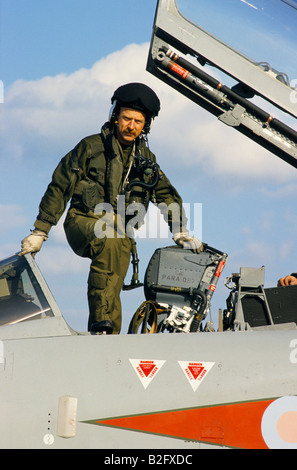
[0,254,72,339]
[0,254,54,326]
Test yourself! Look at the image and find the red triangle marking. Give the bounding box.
[139,362,156,377]
[188,365,204,380]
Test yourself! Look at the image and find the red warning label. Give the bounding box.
[215,260,225,278]
[179,361,215,391]
[137,361,158,379]
[187,363,206,381]
[170,62,190,79]
[129,359,166,389]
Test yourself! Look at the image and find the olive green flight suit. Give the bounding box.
[33,122,186,333]
[64,208,131,334]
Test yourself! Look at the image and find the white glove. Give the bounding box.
[19,230,48,256]
[173,232,203,253]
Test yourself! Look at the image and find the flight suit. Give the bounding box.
[33,122,187,333]
[64,208,132,334]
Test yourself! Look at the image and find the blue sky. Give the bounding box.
[1,0,156,85]
[1,0,297,332]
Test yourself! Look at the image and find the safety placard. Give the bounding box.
[129,359,166,389]
[178,361,215,391]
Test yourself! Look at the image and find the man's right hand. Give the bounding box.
[19,230,48,256]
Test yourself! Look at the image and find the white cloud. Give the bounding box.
[3,43,152,144]
[3,42,296,184]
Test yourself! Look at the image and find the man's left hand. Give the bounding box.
[278,275,297,287]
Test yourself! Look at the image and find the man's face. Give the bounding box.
[116,107,146,145]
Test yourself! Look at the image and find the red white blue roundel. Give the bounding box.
[261,396,297,449]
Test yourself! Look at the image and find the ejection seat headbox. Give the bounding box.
[144,244,227,309]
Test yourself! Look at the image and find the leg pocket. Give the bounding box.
[87,271,120,320]
[64,209,102,258]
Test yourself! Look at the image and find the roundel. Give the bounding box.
[261,396,297,449]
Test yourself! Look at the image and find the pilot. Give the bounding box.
[277,273,297,287]
[19,82,203,334]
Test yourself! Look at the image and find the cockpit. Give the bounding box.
[0,245,296,339]
[0,254,73,339]
[0,254,54,326]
